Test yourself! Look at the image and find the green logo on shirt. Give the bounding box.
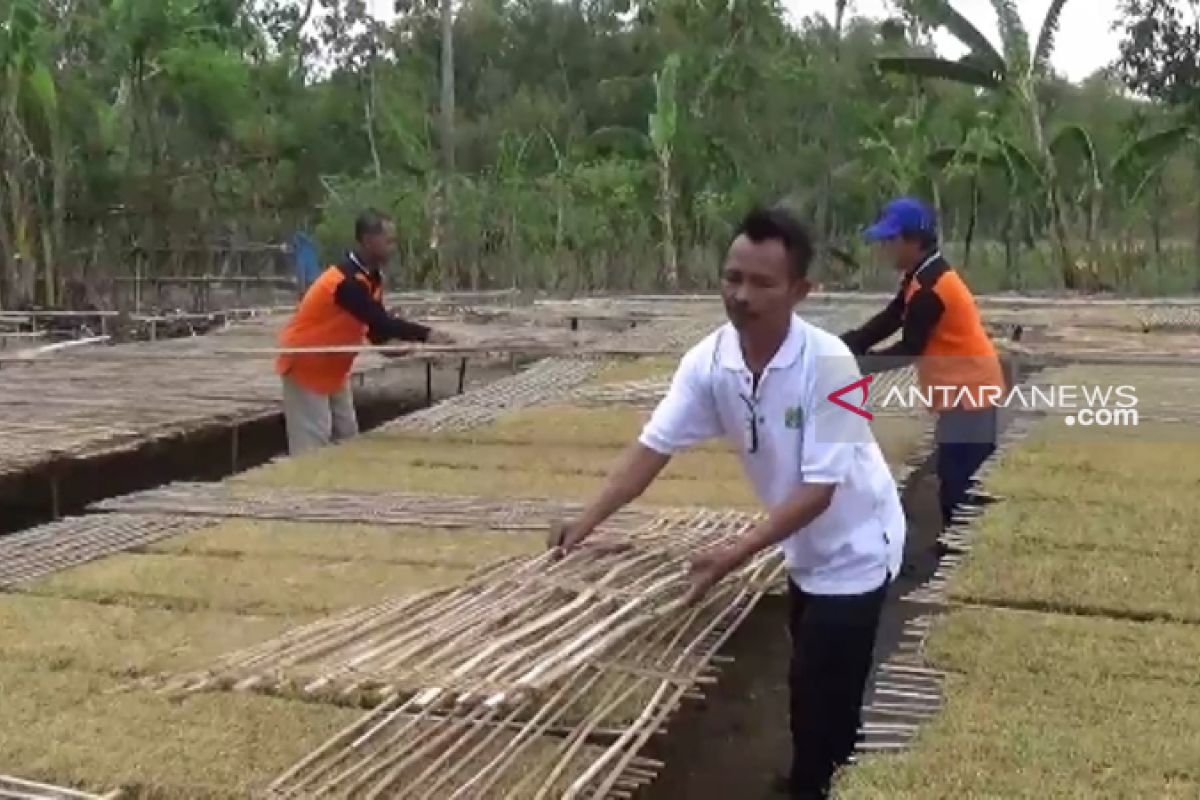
[784,406,803,429]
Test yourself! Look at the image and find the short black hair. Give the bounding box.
[902,229,939,251]
[731,205,814,279]
[355,209,391,242]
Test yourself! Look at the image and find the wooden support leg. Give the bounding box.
[49,474,60,520]
[231,424,240,473]
[425,360,433,407]
[457,358,467,394]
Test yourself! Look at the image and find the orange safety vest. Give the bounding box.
[275,260,381,395]
[902,259,1005,412]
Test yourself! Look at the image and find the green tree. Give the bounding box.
[878,0,1083,287]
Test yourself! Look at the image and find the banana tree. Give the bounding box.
[649,52,680,289]
[0,0,38,306]
[1053,122,1195,283]
[857,85,955,214]
[878,0,1081,287]
[28,61,65,308]
[0,0,69,308]
[927,124,1045,283]
[1054,123,1195,231]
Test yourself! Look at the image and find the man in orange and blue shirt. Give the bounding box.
[841,197,1005,530]
[276,209,452,455]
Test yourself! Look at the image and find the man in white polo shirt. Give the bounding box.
[552,206,905,799]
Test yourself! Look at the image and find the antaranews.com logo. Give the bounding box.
[828,375,1140,428]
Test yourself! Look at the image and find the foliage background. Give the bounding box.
[0,0,1197,307]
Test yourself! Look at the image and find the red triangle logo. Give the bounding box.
[828,375,874,421]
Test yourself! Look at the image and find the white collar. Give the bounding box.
[716,314,807,373]
[348,251,372,276]
[911,250,941,279]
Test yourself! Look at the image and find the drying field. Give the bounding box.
[5,291,1195,798]
[0,300,934,798]
[838,360,1200,799]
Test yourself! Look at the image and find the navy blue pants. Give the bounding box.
[935,407,998,527]
[788,576,889,799]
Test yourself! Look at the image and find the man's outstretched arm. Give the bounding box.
[333,277,434,343]
[859,286,944,371]
[841,290,904,356]
[553,346,722,553]
[553,443,670,552]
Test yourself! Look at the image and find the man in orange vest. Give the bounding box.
[840,197,1005,531]
[276,209,452,455]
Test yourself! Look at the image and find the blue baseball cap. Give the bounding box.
[863,197,938,242]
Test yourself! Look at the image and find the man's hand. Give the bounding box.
[544,443,670,561]
[547,518,595,558]
[684,542,747,605]
[426,328,455,345]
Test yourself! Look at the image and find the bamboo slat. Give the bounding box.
[565,364,921,416]
[92,482,754,534]
[384,358,606,433]
[0,513,212,588]
[255,526,782,798]
[0,776,115,800]
[135,507,769,701]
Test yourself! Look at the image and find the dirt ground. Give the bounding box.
[639,459,945,800]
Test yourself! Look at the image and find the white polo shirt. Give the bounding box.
[639,313,906,595]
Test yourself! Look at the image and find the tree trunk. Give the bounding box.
[1003,207,1015,290]
[364,67,383,183]
[0,202,11,309]
[438,0,456,292]
[1195,157,1200,291]
[658,149,677,290]
[931,180,942,238]
[817,0,848,244]
[5,171,36,308]
[1027,90,1076,289]
[963,176,979,270]
[43,125,67,308]
[3,72,36,307]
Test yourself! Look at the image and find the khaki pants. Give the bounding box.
[281,375,359,456]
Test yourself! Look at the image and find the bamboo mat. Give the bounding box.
[0,513,212,588]
[384,358,606,433]
[0,315,450,481]
[565,364,920,416]
[137,506,767,698]
[0,775,116,800]
[92,482,748,534]
[126,509,782,799]
[0,310,742,482]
